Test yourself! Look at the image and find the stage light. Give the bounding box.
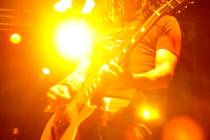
[136,104,160,121]
[82,0,95,14]
[143,109,151,119]
[10,33,22,44]
[54,0,73,12]
[54,0,95,13]
[162,115,205,140]
[42,67,50,75]
[53,19,93,61]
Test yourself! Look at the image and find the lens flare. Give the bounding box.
[82,0,95,14]
[136,104,160,121]
[10,33,22,44]
[42,67,50,75]
[162,115,205,140]
[53,20,93,61]
[54,0,73,12]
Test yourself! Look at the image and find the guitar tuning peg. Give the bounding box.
[176,10,182,14]
[190,1,195,4]
[189,0,195,5]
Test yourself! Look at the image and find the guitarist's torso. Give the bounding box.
[41,0,188,138]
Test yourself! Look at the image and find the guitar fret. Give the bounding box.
[154,10,161,16]
[140,27,146,33]
[176,0,182,4]
[85,90,89,97]
[166,1,174,9]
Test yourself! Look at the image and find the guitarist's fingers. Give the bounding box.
[100,64,118,76]
[51,85,71,99]
[98,64,118,86]
[58,85,71,99]
[47,85,71,104]
[47,91,57,101]
[108,60,124,74]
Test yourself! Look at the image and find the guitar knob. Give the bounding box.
[176,10,182,14]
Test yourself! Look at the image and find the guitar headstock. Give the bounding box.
[175,0,196,14]
[157,0,196,15]
[166,0,196,12]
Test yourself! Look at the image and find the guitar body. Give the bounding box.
[41,97,96,140]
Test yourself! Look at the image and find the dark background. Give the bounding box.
[0,0,210,140]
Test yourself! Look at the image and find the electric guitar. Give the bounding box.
[41,0,193,139]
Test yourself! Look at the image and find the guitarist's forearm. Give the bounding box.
[120,67,173,91]
[131,70,172,90]
[60,58,90,92]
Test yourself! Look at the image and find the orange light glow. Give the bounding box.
[162,115,205,140]
[10,33,22,44]
[42,67,50,75]
[53,19,93,61]
[136,104,160,121]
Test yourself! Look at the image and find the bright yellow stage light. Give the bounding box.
[137,105,160,121]
[54,0,73,12]
[54,0,95,13]
[53,20,93,61]
[42,67,50,75]
[82,0,95,14]
[10,33,22,44]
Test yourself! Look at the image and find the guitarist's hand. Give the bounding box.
[46,84,72,111]
[101,60,133,85]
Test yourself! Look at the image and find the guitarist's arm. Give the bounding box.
[130,48,179,90]
[104,16,181,91]
[104,49,179,91]
[128,16,181,91]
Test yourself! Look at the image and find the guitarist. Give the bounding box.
[44,0,182,139]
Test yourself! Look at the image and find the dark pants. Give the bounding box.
[77,106,152,140]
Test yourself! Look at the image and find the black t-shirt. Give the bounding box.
[129,15,181,73]
[106,15,181,90]
[79,15,181,116]
[105,15,181,117]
